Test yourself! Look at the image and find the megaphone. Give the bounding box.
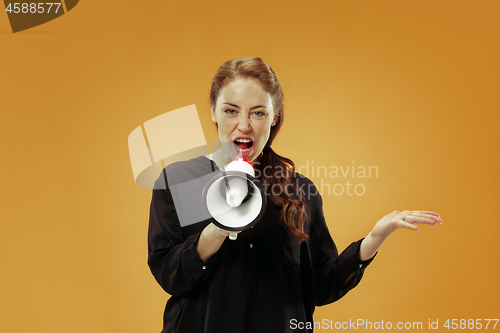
[202,157,267,240]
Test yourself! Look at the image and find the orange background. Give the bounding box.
[1,1,499,332]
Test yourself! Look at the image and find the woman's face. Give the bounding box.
[211,77,277,163]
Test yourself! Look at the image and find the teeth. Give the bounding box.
[235,138,252,143]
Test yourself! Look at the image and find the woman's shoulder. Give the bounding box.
[153,156,218,189]
[166,155,214,177]
[290,171,322,204]
[291,171,318,190]
[291,171,314,185]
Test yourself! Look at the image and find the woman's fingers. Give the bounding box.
[395,219,420,231]
[406,210,441,219]
[404,215,439,225]
[410,211,441,223]
[406,210,440,216]
[399,210,442,226]
[216,226,242,236]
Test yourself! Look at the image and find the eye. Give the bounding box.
[224,109,237,115]
[252,111,266,117]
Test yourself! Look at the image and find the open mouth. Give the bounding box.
[234,138,253,156]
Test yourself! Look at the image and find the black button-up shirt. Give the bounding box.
[148,156,375,333]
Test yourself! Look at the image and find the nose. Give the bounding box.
[237,114,251,132]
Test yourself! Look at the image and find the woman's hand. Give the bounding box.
[371,210,441,239]
[359,210,441,261]
[196,223,241,262]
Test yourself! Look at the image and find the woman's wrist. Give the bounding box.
[196,223,227,262]
[359,232,385,261]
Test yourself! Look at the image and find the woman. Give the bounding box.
[148,57,441,333]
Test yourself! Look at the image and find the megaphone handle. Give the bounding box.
[229,232,238,241]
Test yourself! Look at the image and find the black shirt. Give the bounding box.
[148,156,375,333]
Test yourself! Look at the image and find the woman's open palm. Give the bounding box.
[370,210,442,241]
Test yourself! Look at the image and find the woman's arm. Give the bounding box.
[303,178,376,306]
[359,210,441,261]
[148,178,227,296]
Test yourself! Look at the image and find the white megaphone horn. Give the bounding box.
[202,156,267,240]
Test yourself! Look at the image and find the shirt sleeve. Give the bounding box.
[147,171,220,297]
[308,183,376,306]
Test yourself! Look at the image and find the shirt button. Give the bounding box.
[249,244,254,248]
[359,264,363,268]
[251,226,254,228]
[202,265,207,270]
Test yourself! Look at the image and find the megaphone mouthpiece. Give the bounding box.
[225,157,255,177]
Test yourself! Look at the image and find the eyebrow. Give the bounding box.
[223,102,267,110]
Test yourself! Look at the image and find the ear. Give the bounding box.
[272,116,278,126]
[210,103,216,122]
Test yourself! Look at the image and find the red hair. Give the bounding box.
[209,57,309,241]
